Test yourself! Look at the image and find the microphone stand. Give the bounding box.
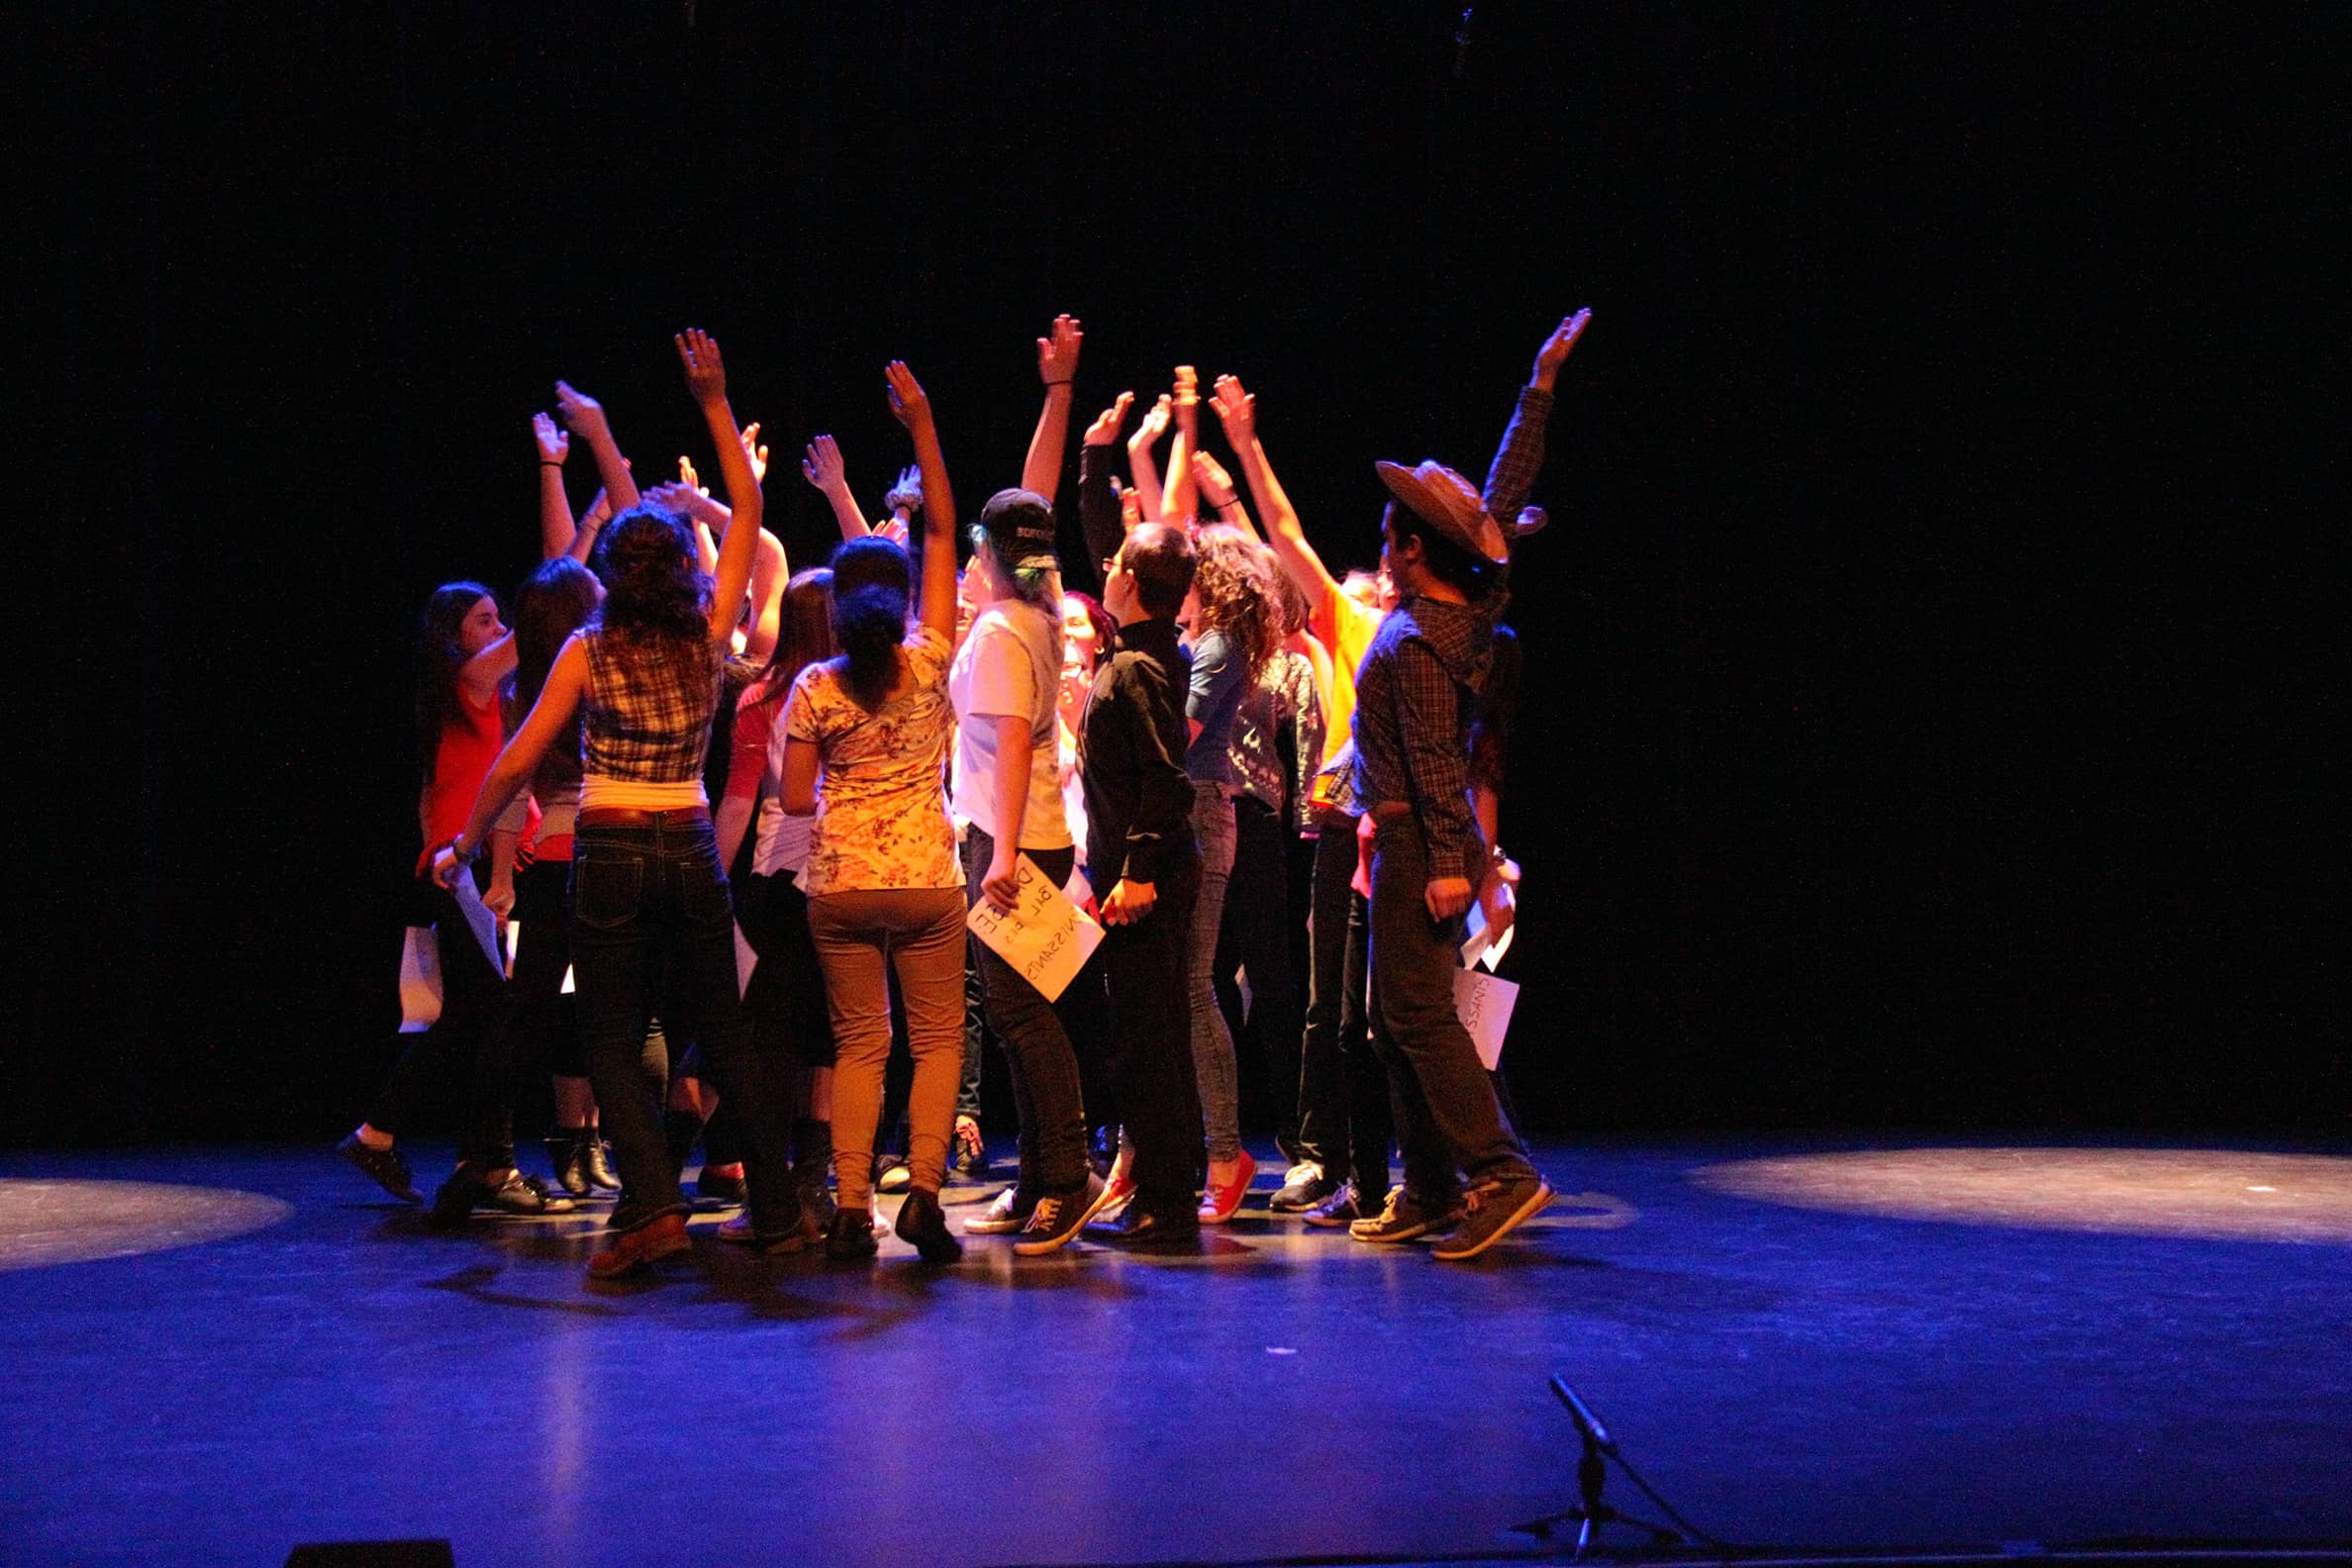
[1511,1377,1686,1558]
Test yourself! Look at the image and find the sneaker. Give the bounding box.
[825,1208,879,1263]
[1301,1179,1367,1228]
[962,1185,1038,1236]
[1430,1175,1554,1261]
[949,1118,988,1183]
[876,1158,914,1194]
[893,1189,964,1265]
[337,1133,421,1204]
[1013,1172,1111,1257]
[1197,1149,1257,1225]
[1347,1185,1461,1244]
[715,1213,810,1255]
[1269,1161,1336,1213]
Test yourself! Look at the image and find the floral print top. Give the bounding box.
[782,627,962,896]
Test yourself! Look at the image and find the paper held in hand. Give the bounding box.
[1452,967,1520,1071]
[967,853,1105,1004]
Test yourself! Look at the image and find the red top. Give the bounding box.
[416,686,521,877]
[724,674,787,805]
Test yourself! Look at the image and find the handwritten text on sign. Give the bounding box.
[966,853,1104,1003]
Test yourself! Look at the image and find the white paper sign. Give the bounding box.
[967,853,1104,1004]
[398,927,442,1032]
[1453,967,1520,1071]
[1461,901,1517,973]
[446,871,506,977]
[734,921,758,998]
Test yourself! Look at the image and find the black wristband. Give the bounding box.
[539,460,563,468]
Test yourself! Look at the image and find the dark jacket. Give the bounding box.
[1077,617,1196,895]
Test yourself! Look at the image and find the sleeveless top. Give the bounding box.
[581,626,722,785]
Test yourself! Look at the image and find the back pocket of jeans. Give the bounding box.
[571,853,642,931]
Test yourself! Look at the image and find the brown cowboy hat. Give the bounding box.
[1374,459,1513,564]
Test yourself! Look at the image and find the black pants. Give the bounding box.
[1091,850,1204,1213]
[1295,819,1392,1195]
[962,826,1091,1196]
[1366,815,1535,1197]
[367,869,515,1170]
[511,857,583,1083]
[1214,795,1305,1147]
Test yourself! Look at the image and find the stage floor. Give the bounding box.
[3,1136,2347,1566]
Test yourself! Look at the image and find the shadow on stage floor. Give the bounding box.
[2,1135,2347,1567]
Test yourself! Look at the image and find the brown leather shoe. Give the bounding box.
[587,1213,692,1279]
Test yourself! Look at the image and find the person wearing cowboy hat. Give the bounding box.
[1341,309,1592,1259]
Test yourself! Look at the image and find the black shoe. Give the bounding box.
[1269,1161,1338,1214]
[697,1166,747,1205]
[893,1189,964,1265]
[338,1133,420,1204]
[962,1184,1037,1235]
[433,1165,577,1227]
[1088,1126,1118,1178]
[1301,1179,1368,1228]
[825,1208,879,1262]
[1014,1172,1110,1256]
[583,1135,621,1191]
[1082,1203,1201,1249]
[545,1133,591,1199]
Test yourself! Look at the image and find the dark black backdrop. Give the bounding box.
[16,3,2341,1147]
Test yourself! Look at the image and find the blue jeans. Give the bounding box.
[570,814,798,1236]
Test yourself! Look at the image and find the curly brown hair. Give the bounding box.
[1190,525,1282,686]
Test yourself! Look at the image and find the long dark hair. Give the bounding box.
[416,580,497,783]
[589,505,715,686]
[513,557,602,766]
[830,535,911,712]
[747,567,837,708]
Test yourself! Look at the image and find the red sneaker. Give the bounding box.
[1197,1149,1257,1225]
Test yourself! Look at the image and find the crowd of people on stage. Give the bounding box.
[340,306,1592,1279]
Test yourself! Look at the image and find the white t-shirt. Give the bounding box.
[948,598,1073,849]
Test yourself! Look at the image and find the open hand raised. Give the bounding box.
[801,434,847,494]
[1209,374,1255,445]
[553,380,611,442]
[533,412,569,465]
[675,328,729,406]
[884,360,932,432]
[1037,314,1083,386]
[1531,309,1592,391]
[1084,391,1134,447]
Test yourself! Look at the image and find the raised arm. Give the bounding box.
[886,359,958,639]
[1021,313,1083,502]
[675,329,763,646]
[1188,450,1252,534]
[1485,308,1588,524]
[567,486,611,563]
[534,413,576,560]
[1125,394,1171,523]
[554,380,639,515]
[1211,373,1338,609]
[1078,391,1134,588]
[1161,365,1200,523]
[800,434,872,541]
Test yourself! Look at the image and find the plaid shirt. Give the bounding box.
[1484,384,1553,526]
[581,627,723,784]
[1350,595,1494,880]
